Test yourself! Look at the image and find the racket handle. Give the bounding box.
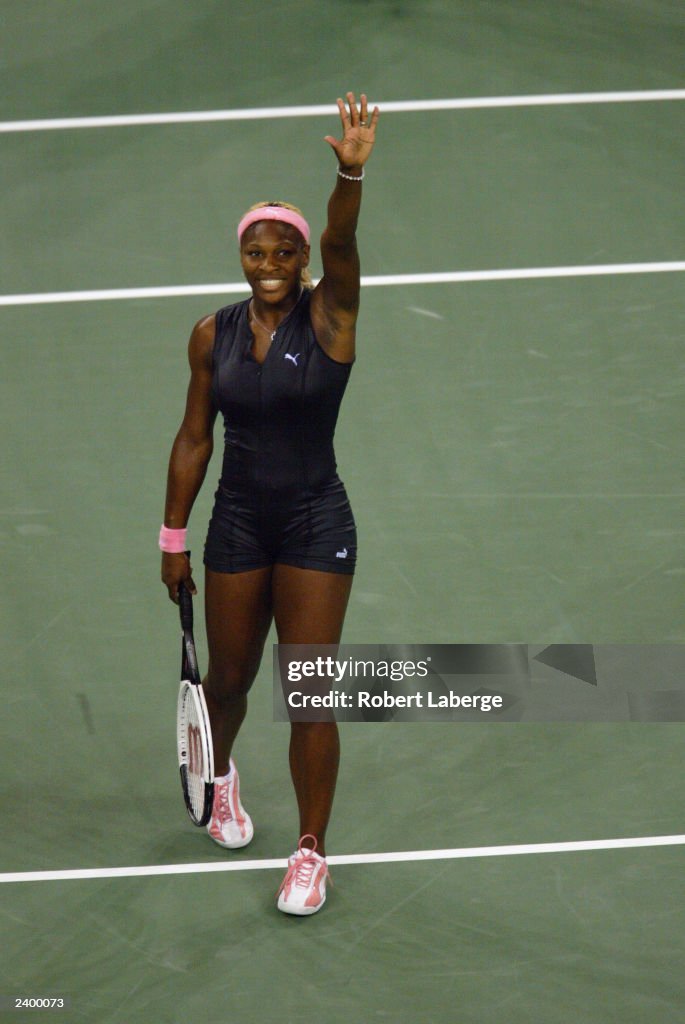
[178,564,194,631]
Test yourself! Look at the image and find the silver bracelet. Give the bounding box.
[337,167,365,181]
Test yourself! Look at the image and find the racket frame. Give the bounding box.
[176,576,215,826]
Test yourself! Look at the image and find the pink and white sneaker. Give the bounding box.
[206,759,253,849]
[277,835,330,916]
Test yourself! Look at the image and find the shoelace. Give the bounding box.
[278,835,331,895]
[291,852,319,889]
[213,780,233,824]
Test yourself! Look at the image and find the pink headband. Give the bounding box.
[237,206,310,245]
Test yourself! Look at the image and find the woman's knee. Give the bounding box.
[204,662,258,705]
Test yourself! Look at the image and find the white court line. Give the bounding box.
[1,262,684,308]
[1,90,684,133]
[1,833,684,884]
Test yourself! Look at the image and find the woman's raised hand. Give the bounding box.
[324,92,379,171]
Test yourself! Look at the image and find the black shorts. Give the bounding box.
[204,477,357,575]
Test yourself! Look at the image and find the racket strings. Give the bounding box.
[177,585,214,827]
[179,684,210,819]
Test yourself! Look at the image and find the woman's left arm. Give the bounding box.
[310,92,379,362]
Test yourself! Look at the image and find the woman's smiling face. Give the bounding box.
[239,220,310,304]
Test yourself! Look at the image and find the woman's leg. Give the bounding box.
[272,565,353,857]
[204,566,273,774]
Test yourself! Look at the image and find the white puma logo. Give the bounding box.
[284,352,300,366]
[336,547,348,559]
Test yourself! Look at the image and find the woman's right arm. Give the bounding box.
[161,314,217,603]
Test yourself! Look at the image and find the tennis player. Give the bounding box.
[160,92,379,915]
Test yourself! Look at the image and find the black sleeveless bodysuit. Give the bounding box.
[203,289,357,574]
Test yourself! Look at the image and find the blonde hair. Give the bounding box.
[241,201,314,290]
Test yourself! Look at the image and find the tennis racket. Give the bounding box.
[176,578,214,826]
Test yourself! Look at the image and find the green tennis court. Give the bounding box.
[2,2,684,1021]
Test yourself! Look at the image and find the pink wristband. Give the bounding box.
[159,525,187,553]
